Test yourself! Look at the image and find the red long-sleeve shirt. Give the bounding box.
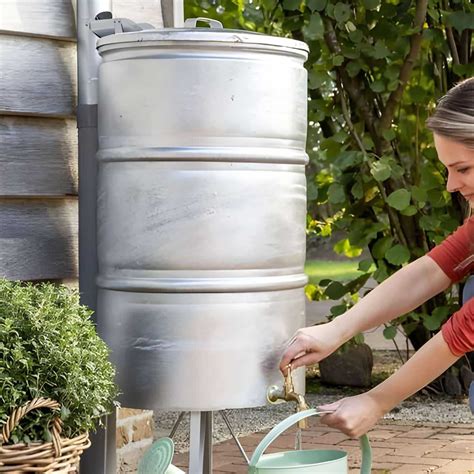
[427,217,474,356]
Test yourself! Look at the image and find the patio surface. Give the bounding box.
[172,419,474,473]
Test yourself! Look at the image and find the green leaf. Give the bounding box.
[444,11,474,34]
[307,0,327,12]
[305,284,324,301]
[423,306,451,331]
[411,185,428,202]
[358,259,374,272]
[362,135,374,151]
[333,2,351,22]
[304,12,324,40]
[385,244,410,265]
[383,326,397,340]
[330,304,347,316]
[452,63,474,78]
[386,189,411,211]
[369,80,385,93]
[400,205,418,216]
[347,60,361,78]
[373,40,390,59]
[382,128,396,141]
[370,160,391,182]
[384,64,399,81]
[308,67,329,89]
[332,55,345,66]
[334,238,363,258]
[325,281,347,299]
[419,215,441,231]
[351,179,364,199]
[283,0,301,10]
[307,181,318,201]
[328,183,346,203]
[348,29,364,43]
[363,0,380,10]
[408,85,427,104]
[372,236,393,260]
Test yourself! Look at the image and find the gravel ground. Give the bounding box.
[154,393,472,453]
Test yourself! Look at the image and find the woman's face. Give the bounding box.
[434,133,474,204]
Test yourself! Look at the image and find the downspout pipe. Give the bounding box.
[77,1,114,473]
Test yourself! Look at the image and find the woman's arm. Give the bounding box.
[318,332,460,437]
[280,255,451,372]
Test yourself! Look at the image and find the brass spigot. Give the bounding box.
[267,365,309,429]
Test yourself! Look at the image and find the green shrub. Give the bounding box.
[0,279,118,444]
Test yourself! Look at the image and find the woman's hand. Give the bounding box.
[279,322,346,375]
[318,393,386,438]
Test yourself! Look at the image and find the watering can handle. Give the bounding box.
[248,409,372,474]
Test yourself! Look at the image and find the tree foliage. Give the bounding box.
[185,0,473,353]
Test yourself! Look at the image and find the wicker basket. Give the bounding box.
[0,398,91,473]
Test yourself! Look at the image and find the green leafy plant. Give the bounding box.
[186,0,473,370]
[0,279,118,444]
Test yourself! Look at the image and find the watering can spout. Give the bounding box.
[267,365,309,429]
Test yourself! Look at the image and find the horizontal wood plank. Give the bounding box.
[0,116,78,196]
[0,198,78,280]
[0,0,76,39]
[0,34,76,117]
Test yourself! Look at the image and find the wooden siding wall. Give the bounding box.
[0,0,163,281]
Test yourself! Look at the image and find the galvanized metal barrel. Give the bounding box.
[96,20,309,410]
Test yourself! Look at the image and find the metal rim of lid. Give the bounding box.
[96,27,309,54]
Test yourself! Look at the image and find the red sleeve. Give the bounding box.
[441,298,474,356]
[427,217,474,282]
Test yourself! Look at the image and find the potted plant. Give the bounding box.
[0,278,118,472]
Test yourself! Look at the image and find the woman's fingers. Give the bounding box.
[318,394,382,438]
[279,334,315,373]
[317,400,341,412]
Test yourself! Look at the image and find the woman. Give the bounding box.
[280,77,474,437]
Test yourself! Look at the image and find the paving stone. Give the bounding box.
[431,433,474,441]
[440,427,474,435]
[367,429,402,440]
[390,464,438,473]
[437,439,474,453]
[397,428,443,439]
[372,455,451,468]
[432,459,474,472]
[424,450,474,460]
[392,444,442,457]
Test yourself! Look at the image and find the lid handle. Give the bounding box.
[184,17,223,29]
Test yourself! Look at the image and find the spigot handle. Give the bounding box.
[284,365,295,394]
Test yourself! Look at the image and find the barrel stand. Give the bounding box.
[170,411,249,474]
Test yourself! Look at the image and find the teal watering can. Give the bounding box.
[248,408,371,474]
[138,437,184,474]
[139,409,372,474]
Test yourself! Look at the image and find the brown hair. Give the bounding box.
[426,78,474,149]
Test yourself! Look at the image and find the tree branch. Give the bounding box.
[323,17,381,150]
[442,0,460,65]
[379,0,429,132]
[335,77,409,248]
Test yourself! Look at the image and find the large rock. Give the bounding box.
[319,343,373,388]
[442,371,463,396]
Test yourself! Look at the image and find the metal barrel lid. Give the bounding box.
[95,16,309,56]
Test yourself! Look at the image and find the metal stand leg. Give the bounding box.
[169,411,186,439]
[79,411,116,473]
[189,412,213,474]
[219,411,249,464]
